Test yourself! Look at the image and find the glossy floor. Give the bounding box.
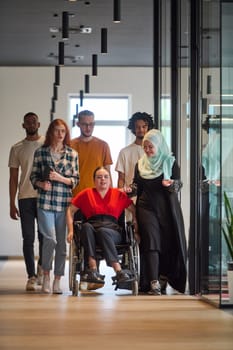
[0,259,233,350]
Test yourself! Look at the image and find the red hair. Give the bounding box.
[44,119,71,147]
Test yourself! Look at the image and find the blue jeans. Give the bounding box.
[18,198,43,278]
[37,208,66,276]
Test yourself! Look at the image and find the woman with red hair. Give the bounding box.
[31,119,79,294]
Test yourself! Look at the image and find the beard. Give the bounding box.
[26,129,38,136]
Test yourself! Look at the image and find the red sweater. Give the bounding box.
[71,188,133,219]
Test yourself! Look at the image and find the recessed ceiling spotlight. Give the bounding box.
[50,27,59,33]
[75,56,84,60]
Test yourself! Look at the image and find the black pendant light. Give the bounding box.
[55,65,60,86]
[58,42,64,66]
[92,54,98,76]
[62,11,69,40]
[84,74,90,93]
[53,83,58,100]
[80,90,84,106]
[207,75,212,94]
[51,98,56,113]
[113,0,121,23]
[101,28,108,54]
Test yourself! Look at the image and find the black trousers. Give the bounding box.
[80,221,122,267]
[18,198,43,278]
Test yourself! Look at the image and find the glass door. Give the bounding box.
[220,0,233,306]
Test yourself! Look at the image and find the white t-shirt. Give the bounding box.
[8,136,45,199]
[115,142,144,186]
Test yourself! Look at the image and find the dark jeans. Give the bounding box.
[80,222,122,267]
[18,198,43,278]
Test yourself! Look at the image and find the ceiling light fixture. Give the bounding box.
[92,54,98,76]
[101,28,108,54]
[84,74,90,93]
[113,0,121,23]
[50,112,54,122]
[80,90,84,106]
[58,41,65,65]
[51,98,56,113]
[49,26,92,34]
[55,65,60,86]
[53,83,58,100]
[207,75,212,94]
[62,12,69,40]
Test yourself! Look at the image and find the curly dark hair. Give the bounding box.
[127,112,154,135]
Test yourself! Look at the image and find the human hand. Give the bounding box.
[210,180,221,187]
[67,232,73,243]
[123,185,133,193]
[40,181,52,191]
[162,179,174,187]
[10,204,20,220]
[49,170,62,182]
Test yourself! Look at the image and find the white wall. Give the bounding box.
[0,66,153,256]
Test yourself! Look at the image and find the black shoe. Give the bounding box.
[159,276,168,295]
[148,280,161,295]
[115,270,132,283]
[81,269,105,284]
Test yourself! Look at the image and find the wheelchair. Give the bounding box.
[69,212,140,296]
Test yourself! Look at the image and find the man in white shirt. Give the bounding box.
[8,112,45,291]
[115,112,154,188]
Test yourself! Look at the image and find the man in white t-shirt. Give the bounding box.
[8,112,45,291]
[115,112,154,188]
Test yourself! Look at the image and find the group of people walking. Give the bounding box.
[8,110,187,296]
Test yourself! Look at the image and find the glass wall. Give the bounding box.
[220,1,233,306]
[200,0,233,307]
[157,0,232,306]
[199,0,221,306]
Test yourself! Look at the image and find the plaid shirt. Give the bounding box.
[30,145,79,212]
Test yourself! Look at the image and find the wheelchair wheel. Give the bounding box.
[128,224,140,281]
[132,239,140,282]
[132,280,139,296]
[69,239,77,292]
[73,280,79,296]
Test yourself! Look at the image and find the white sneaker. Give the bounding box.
[37,265,43,286]
[42,275,51,293]
[26,277,37,291]
[53,279,62,294]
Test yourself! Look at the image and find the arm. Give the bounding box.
[117,171,125,188]
[127,203,140,242]
[163,161,183,192]
[9,167,20,220]
[66,204,79,243]
[48,170,74,186]
[47,150,79,188]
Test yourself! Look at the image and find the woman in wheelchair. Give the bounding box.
[66,166,138,288]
